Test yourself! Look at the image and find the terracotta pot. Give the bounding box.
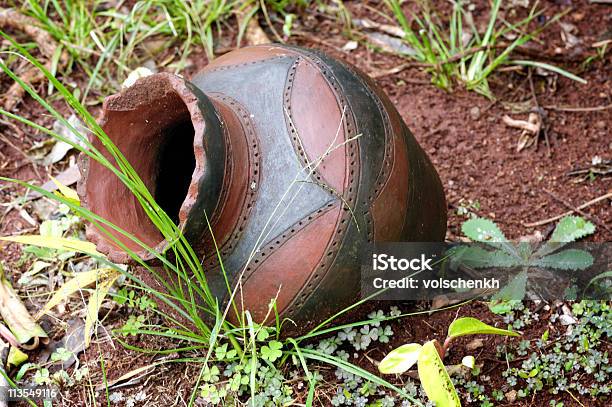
[78,45,446,333]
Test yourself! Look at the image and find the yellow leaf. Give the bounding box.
[418,341,461,407]
[50,175,80,205]
[0,264,48,345]
[7,346,28,367]
[85,274,119,346]
[36,268,119,320]
[0,235,100,256]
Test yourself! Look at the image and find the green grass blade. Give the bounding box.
[509,60,587,84]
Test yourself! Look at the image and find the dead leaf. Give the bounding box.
[559,22,581,49]
[506,390,517,403]
[40,319,94,371]
[239,6,270,46]
[502,113,542,151]
[36,268,117,320]
[466,338,484,351]
[27,165,81,201]
[42,115,88,166]
[502,114,540,134]
[84,272,119,346]
[364,32,417,56]
[96,363,159,391]
[353,18,405,38]
[342,40,358,51]
[0,264,48,349]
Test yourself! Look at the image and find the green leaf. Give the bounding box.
[508,60,587,84]
[551,216,595,243]
[492,270,528,301]
[532,249,593,270]
[448,317,520,339]
[585,270,612,292]
[488,250,524,267]
[417,340,461,407]
[50,347,73,362]
[261,340,283,362]
[268,340,282,350]
[462,218,507,243]
[256,328,269,342]
[448,246,494,269]
[488,300,517,315]
[214,343,227,360]
[379,343,422,374]
[535,216,596,257]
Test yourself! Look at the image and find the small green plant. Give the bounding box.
[453,215,595,305]
[114,287,157,311]
[498,301,611,400]
[383,0,585,97]
[379,317,519,406]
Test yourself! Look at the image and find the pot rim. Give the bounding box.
[77,72,210,265]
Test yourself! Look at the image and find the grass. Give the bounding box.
[383,0,586,98]
[0,28,455,406]
[10,0,305,104]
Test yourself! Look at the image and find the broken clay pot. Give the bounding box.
[78,45,446,333]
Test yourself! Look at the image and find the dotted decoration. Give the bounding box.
[281,51,362,315]
[282,57,325,181]
[202,94,261,269]
[332,62,395,243]
[240,202,337,280]
[202,55,293,74]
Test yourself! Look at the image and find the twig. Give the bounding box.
[542,103,612,112]
[524,191,612,228]
[528,68,550,157]
[369,62,422,78]
[258,0,284,43]
[291,31,344,52]
[542,189,612,233]
[565,390,586,407]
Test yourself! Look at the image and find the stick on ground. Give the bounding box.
[524,191,612,228]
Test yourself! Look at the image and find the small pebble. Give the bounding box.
[505,390,517,403]
[342,40,358,51]
[470,106,481,120]
[559,314,577,326]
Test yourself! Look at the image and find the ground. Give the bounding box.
[0,0,610,406]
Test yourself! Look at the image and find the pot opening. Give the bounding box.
[83,74,204,258]
[154,119,196,225]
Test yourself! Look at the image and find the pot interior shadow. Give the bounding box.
[154,120,196,225]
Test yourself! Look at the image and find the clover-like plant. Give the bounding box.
[378,317,519,406]
[451,216,595,302]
